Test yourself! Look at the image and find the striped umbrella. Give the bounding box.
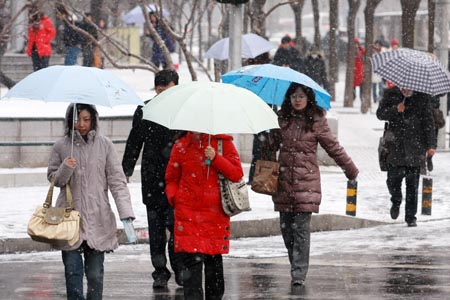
[370,48,450,96]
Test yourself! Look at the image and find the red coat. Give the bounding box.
[353,46,365,87]
[26,15,56,58]
[165,132,243,255]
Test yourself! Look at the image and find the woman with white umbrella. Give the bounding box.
[48,103,136,300]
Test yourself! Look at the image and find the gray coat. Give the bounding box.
[268,113,358,213]
[47,111,135,252]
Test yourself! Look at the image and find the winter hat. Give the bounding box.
[281,35,292,44]
[354,37,360,43]
[390,38,399,46]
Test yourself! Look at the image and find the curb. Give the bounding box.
[0,214,389,254]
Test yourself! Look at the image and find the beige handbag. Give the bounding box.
[27,179,80,246]
[251,160,280,195]
[217,140,250,216]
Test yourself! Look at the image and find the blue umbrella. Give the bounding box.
[221,64,331,110]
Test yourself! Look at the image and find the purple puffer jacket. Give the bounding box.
[268,112,358,213]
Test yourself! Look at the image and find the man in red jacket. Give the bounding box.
[26,5,56,71]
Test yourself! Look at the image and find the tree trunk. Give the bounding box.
[197,3,203,61]
[328,0,339,102]
[428,0,435,53]
[343,0,361,108]
[290,1,305,53]
[250,0,266,36]
[312,0,321,50]
[400,0,421,49]
[361,0,382,114]
[207,2,214,70]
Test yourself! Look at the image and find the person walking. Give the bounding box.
[263,82,359,286]
[48,103,135,300]
[273,35,305,73]
[376,87,436,227]
[353,37,365,100]
[26,5,56,71]
[122,70,183,289]
[79,13,97,67]
[56,5,82,65]
[146,12,175,70]
[165,131,244,299]
[0,0,15,88]
[372,40,384,103]
[304,47,329,92]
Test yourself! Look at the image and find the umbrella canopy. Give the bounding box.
[205,33,277,60]
[221,64,331,110]
[142,81,279,135]
[122,4,169,25]
[3,65,143,107]
[370,48,450,96]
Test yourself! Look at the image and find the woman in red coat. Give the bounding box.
[165,132,244,299]
[26,6,56,71]
[353,38,365,99]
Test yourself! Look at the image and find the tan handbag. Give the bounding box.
[27,179,80,246]
[251,160,280,195]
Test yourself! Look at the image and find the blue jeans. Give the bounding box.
[64,47,81,65]
[372,82,384,103]
[62,242,105,300]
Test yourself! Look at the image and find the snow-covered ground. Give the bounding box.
[1,62,450,259]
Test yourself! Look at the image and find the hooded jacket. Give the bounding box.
[165,133,243,255]
[267,112,358,213]
[47,104,135,251]
[26,15,56,57]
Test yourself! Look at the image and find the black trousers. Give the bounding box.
[180,253,224,300]
[248,133,263,184]
[387,166,420,223]
[146,199,181,282]
[31,47,50,71]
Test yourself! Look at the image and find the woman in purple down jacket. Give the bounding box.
[264,83,358,287]
[47,103,135,300]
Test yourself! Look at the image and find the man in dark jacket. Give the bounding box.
[304,49,329,92]
[56,5,82,65]
[79,13,97,67]
[273,35,305,73]
[122,70,182,289]
[376,87,436,227]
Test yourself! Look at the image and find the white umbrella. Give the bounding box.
[2,65,143,156]
[205,33,277,61]
[122,4,169,25]
[142,81,279,135]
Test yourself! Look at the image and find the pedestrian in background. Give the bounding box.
[0,0,15,88]
[353,37,365,100]
[165,131,244,299]
[122,70,183,289]
[263,82,359,287]
[56,5,82,66]
[79,12,97,67]
[372,40,384,103]
[26,4,56,71]
[376,87,436,227]
[48,103,135,300]
[146,12,175,70]
[304,47,329,92]
[273,35,305,73]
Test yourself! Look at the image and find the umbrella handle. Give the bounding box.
[71,104,77,158]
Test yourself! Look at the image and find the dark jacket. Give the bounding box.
[304,53,329,91]
[376,87,436,168]
[149,25,175,65]
[273,47,305,73]
[122,100,176,207]
[79,20,97,48]
[266,112,358,213]
[62,19,82,48]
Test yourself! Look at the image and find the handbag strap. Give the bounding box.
[44,177,74,211]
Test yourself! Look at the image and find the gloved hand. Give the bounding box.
[121,218,137,244]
